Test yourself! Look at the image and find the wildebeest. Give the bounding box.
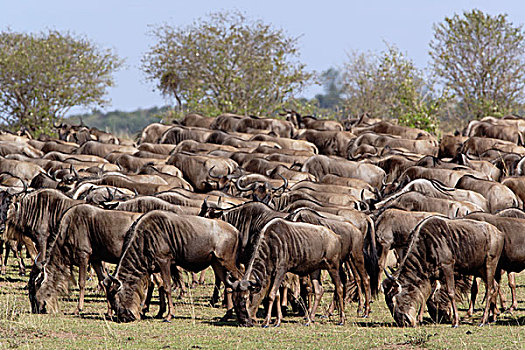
[30,204,142,315]
[5,189,83,264]
[373,208,439,290]
[301,155,386,188]
[464,212,525,314]
[286,207,375,316]
[228,218,346,327]
[382,216,504,327]
[455,175,520,212]
[104,211,243,322]
[376,191,482,217]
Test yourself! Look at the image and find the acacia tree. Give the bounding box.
[0,30,122,135]
[430,9,525,119]
[341,45,445,133]
[141,11,313,117]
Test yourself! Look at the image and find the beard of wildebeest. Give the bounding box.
[383,273,432,327]
[32,254,70,314]
[105,274,147,323]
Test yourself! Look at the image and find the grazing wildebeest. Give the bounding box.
[286,207,375,316]
[104,211,243,323]
[382,216,504,327]
[228,218,346,327]
[30,204,142,315]
[464,212,525,315]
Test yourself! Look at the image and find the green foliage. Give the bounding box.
[0,29,123,134]
[341,44,446,133]
[141,10,313,117]
[430,9,525,119]
[69,106,166,137]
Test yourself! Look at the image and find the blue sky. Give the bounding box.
[2,1,523,114]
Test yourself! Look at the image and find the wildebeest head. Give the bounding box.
[103,275,139,322]
[198,197,225,219]
[31,262,61,314]
[207,166,242,193]
[225,272,261,327]
[28,258,51,314]
[382,269,421,327]
[236,174,287,205]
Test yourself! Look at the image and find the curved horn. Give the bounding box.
[70,164,79,179]
[270,174,288,193]
[208,166,221,179]
[235,176,257,192]
[225,272,235,287]
[384,268,395,281]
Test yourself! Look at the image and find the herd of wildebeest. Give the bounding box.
[0,111,525,328]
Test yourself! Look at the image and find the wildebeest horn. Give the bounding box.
[225,272,237,288]
[70,164,79,178]
[271,174,288,192]
[235,176,257,192]
[384,268,396,281]
[208,166,221,179]
[33,252,42,269]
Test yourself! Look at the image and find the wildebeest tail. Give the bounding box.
[363,216,379,296]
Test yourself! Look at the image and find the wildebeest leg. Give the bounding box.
[443,264,459,327]
[480,268,498,326]
[158,259,175,322]
[74,258,89,316]
[13,241,26,276]
[143,282,154,315]
[307,270,324,324]
[507,272,517,312]
[327,266,345,325]
[467,277,478,316]
[1,240,8,275]
[92,261,112,317]
[191,272,199,288]
[156,285,167,319]
[199,270,206,285]
[281,285,288,313]
[211,265,235,321]
[274,291,283,327]
[351,253,371,317]
[262,272,285,328]
[348,260,364,315]
[327,262,352,317]
[210,271,222,307]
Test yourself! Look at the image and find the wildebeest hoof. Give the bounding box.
[337,322,344,326]
[261,324,269,328]
[452,324,459,328]
[361,314,369,319]
[163,319,172,323]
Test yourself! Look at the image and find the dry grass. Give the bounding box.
[0,260,523,349]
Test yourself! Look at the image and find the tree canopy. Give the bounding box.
[141,11,313,117]
[340,45,443,133]
[430,9,525,119]
[0,29,122,135]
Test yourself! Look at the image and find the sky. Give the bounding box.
[2,1,524,114]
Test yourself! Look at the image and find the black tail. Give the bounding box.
[363,216,379,297]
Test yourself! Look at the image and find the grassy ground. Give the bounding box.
[0,260,523,350]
